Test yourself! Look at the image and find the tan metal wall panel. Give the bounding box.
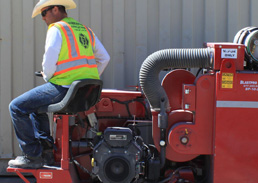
[112,0,125,89]
[251,0,258,25]
[135,0,147,86]
[0,0,12,160]
[1,0,258,172]
[100,0,113,87]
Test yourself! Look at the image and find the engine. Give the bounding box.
[92,127,146,183]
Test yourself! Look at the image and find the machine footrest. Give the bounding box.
[7,164,76,183]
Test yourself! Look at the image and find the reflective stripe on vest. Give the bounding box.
[56,21,79,58]
[84,26,95,50]
[54,21,97,76]
[54,56,97,76]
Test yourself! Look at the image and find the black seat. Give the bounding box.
[38,79,103,114]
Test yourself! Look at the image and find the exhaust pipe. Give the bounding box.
[139,48,213,112]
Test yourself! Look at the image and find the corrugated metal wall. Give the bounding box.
[0,0,258,173]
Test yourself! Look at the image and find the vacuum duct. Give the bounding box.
[139,48,213,111]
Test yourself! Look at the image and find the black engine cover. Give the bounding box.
[92,127,143,183]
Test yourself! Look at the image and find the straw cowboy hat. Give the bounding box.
[32,0,76,18]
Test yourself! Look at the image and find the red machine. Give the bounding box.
[7,27,258,182]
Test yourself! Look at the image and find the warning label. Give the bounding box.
[222,73,233,88]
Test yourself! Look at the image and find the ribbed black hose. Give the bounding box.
[139,48,213,111]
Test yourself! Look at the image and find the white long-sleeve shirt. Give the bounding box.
[42,25,110,83]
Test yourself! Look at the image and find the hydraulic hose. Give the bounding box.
[139,48,213,111]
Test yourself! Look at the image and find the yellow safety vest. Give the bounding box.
[49,17,100,85]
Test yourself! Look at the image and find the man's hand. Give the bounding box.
[35,71,43,77]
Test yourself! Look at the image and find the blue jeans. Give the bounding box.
[9,82,68,157]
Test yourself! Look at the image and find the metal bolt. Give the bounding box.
[185,104,190,109]
[160,140,166,146]
[180,136,189,145]
[185,89,190,94]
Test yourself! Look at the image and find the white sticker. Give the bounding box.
[221,49,237,59]
[40,172,53,179]
[240,80,258,91]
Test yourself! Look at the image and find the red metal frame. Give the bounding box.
[153,43,258,182]
[213,59,258,182]
[207,42,245,71]
[7,114,76,183]
[152,69,215,162]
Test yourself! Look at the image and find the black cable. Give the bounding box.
[73,159,93,176]
[196,68,203,77]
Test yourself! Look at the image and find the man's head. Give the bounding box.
[41,5,67,26]
[32,0,76,18]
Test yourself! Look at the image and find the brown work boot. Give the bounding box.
[8,155,43,169]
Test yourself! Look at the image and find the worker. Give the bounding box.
[8,0,110,169]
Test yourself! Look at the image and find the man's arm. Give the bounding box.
[42,26,62,82]
[94,35,110,76]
